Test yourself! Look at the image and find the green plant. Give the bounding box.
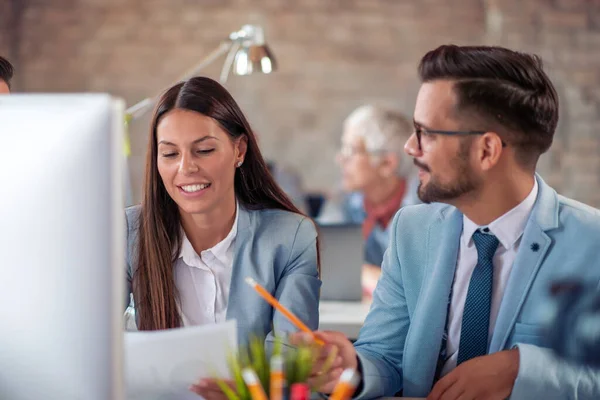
[217,334,316,400]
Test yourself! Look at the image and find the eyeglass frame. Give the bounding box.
[338,144,388,159]
[414,126,506,151]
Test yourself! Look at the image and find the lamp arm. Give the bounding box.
[219,41,241,84]
[177,40,232,82]
[125,40,233,120]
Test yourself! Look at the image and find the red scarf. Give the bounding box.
[362,180,406,239]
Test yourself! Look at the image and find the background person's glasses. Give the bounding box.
[339,145,386,159]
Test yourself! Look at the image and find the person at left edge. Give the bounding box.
[0,55,14,94]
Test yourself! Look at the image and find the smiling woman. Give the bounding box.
[124,78,321,369]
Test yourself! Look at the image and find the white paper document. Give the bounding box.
[125,320,238,400]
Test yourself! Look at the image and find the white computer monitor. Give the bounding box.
[0,94,125,400]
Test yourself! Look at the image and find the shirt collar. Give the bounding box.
[179,202,239,267]
[363,179,407,234]
[462,180,539,250]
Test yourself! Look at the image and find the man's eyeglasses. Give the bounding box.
[414,126,505,151]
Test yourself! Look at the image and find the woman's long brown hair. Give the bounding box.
[134,77,316,330]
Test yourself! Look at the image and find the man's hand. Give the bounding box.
[290,331,358,393]
[427,349,520,400]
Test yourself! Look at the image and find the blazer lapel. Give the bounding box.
[226,205,252,321]
[489,175,559,351]
[411,206,463,391]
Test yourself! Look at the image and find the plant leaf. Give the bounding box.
[214,379,241,400]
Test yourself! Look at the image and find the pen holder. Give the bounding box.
[216,334,317,400]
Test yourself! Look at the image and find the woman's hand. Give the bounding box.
[189,378,236,400]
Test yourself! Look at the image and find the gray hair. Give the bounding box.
[344,104,414,177]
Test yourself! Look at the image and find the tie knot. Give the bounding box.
[472,230,499,261]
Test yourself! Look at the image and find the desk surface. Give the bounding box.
[318,300,371,338]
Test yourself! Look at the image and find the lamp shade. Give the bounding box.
[233,43,277,76]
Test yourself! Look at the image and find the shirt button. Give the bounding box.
[482,227,490,233]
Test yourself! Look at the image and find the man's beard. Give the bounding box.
[416,143,481,204]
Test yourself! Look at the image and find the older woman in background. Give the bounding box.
[318,105,418,296]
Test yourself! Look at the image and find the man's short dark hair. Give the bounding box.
[418,45,559,168]
[0,56,14,88]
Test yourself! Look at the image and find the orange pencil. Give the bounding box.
[242,367,269,400]
[329,369,361,400]
[245,277,325,346]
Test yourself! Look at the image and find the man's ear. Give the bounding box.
[478,132,503,171]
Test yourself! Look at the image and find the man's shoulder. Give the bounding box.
[385,203,458,255]
[556,194,600,234]
[393,202,455,227]
[558,194,600,217]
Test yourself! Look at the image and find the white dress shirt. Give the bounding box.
[174,204,239,326]
[441,181,538,376]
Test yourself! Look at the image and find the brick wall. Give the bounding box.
[0,1,13,67]
[5,0,600,206]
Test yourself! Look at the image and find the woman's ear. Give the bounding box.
[235,135,248,164]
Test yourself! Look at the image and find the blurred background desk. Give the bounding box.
[318,301,371,339]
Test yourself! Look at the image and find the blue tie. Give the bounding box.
[457,229,499,365]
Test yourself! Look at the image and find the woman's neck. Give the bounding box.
[179,195,237,254]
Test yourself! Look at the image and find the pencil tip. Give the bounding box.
[245,277,257,287]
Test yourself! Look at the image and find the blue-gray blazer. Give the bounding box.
[354,175,600,399]
[125,205,321,345]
